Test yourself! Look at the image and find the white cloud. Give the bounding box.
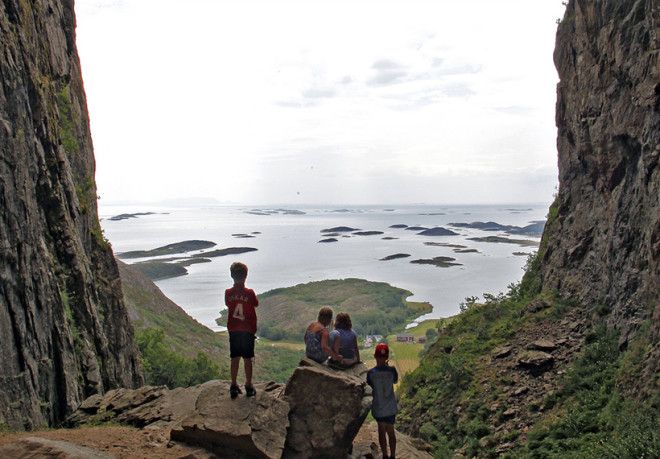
[75,0,566,205]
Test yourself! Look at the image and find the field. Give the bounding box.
[361,319,443,388]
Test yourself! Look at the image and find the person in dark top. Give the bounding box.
[329,312,360,367]
[367,343,398,459]
[225,262,259,399]
[304,307,341,363]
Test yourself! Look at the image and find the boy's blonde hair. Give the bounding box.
[230,262,248,281]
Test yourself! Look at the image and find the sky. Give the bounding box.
[75,0,566,206]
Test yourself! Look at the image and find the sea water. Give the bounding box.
[99,204,549,331]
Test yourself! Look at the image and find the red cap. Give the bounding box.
[374,343,389,358]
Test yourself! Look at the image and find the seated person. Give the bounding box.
[304,307,342,363]
[329,312,360,367]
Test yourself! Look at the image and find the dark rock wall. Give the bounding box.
[542,0,659,339]
[0,0,142,429]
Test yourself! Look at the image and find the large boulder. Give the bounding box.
[67,381,289,458]
[283,358,372,458]
[67,361,375,458]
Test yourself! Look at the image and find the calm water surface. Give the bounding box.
[100,204,548,331]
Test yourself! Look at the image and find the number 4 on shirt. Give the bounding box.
[233,303,245,320]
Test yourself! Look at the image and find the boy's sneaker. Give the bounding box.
[245,385,257,397]
[230,384,242,399]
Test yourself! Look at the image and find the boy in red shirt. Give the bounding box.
[225,262,259,399]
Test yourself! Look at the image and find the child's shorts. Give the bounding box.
[229,331,255,358]
[374,414,396,425]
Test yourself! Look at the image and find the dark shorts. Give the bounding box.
[374,414,396,425]
[229,331,255,358]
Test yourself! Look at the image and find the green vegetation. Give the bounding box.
[119,260,301,383]
[515,324,658,459]
[136,328,222,388]
[130,261,188,281]
[55,85,79,155]
[241,278,432,341]
[254,340,302,383]
[74,176,95,215]
[397,277,549,455]
[397,247,657,458]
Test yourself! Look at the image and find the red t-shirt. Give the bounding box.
[225,286,259,334]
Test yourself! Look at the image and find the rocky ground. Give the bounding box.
[457,300,588,455]
[0,359,431,458]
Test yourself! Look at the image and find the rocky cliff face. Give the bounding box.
[0,0,142,429]
[541,0,659,340]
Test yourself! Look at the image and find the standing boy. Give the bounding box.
[225,262,259,399]
[367,343,398,459]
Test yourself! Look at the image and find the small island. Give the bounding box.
[232,233,256,238]
[380,253,411,261]
[406,226,428,231]
[389,224,408,228]
[353,231,384,236]
[410,256,462,268]
[321,226,359,233]
[191,247,258,258]
[245,208,306,216]
[417,227,459,236]
[118,240,216,259]
[130,261,188,280]
[108,212,160,221]
[449,220,545,236]
[467,236,539,247]
[176,258,212,267]
[424,242,466,248]
[318,238,338,243]
[453,248,480,253]
[382,236,399,240]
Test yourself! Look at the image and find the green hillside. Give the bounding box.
[118,260,300,384]
[219,278,432,341]
[396,254,658,458]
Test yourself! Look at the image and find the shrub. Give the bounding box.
[136,328,221,388]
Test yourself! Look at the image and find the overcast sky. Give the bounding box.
[75,0,565,206]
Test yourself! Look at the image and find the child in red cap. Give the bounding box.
[367,343,398,459]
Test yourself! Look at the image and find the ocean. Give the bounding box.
[99,203,548,331]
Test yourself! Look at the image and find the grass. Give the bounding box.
[55,85,79,155]
[396,272,544,455]
[511,324,659,459]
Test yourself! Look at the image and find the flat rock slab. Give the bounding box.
[491,345,513,359]
[528,339,557,351]
[0,437,114,459]
[171,381,289,459]
[518,351,554,374]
